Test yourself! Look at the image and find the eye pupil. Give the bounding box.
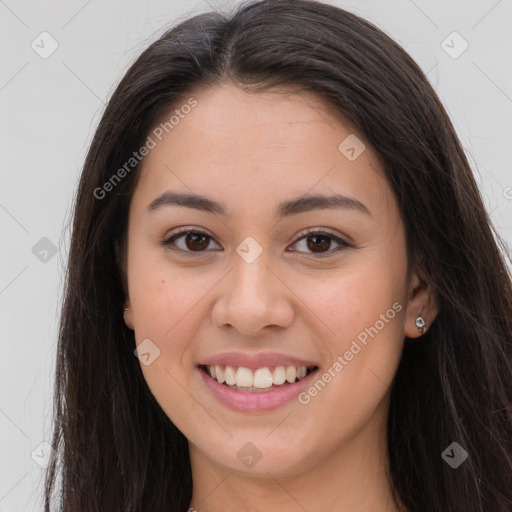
[186,233,209,251]
[307,235,331,252]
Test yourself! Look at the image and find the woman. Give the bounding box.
[44,0,512,510]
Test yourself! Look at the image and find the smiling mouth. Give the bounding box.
[200,364,318,393]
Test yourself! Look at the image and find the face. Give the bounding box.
[123,83,432,479]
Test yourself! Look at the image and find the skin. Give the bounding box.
[122,83,438,511]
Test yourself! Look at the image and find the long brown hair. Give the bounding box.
[44,1,512,510]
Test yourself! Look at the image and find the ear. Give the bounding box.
[123,298,134,330]
[404,269,439,338]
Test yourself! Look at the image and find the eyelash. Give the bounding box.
[160,227,351,258]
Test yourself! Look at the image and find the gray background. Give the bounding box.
[1,0,511,509]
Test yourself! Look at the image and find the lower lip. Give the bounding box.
[198,366,319,413]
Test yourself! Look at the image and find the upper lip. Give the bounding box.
[199,351,319,369]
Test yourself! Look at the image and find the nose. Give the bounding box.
[211,249,294,337]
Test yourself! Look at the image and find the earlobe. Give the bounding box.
[123,301,134,330]
[404,270,439,339]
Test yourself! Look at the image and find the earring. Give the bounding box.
[415,316,426,334]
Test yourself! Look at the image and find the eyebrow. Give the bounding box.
[147,191,371,218]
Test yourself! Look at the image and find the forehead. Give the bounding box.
[131,83,394,222]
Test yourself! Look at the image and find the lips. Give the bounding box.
[196,352,320,411]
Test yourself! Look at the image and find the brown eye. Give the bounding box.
[183,232,210,251]
[306,234,332,253]
[162,229,220,254]
[289,229,350,257]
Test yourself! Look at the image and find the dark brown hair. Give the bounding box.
[44,1,512,510]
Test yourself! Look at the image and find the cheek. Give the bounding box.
[128,251,209,340]
[292,250,407,405]
[292,252,406,347]
[128,258,210,424]
[289,288,405,452]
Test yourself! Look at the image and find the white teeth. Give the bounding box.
[285,366,297,383]
[215,364,225,384]
[224,365,236,385]
[206,364,313,388]
[235,367,253,387]
[253,368,273,388]
[273,366,286,385]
